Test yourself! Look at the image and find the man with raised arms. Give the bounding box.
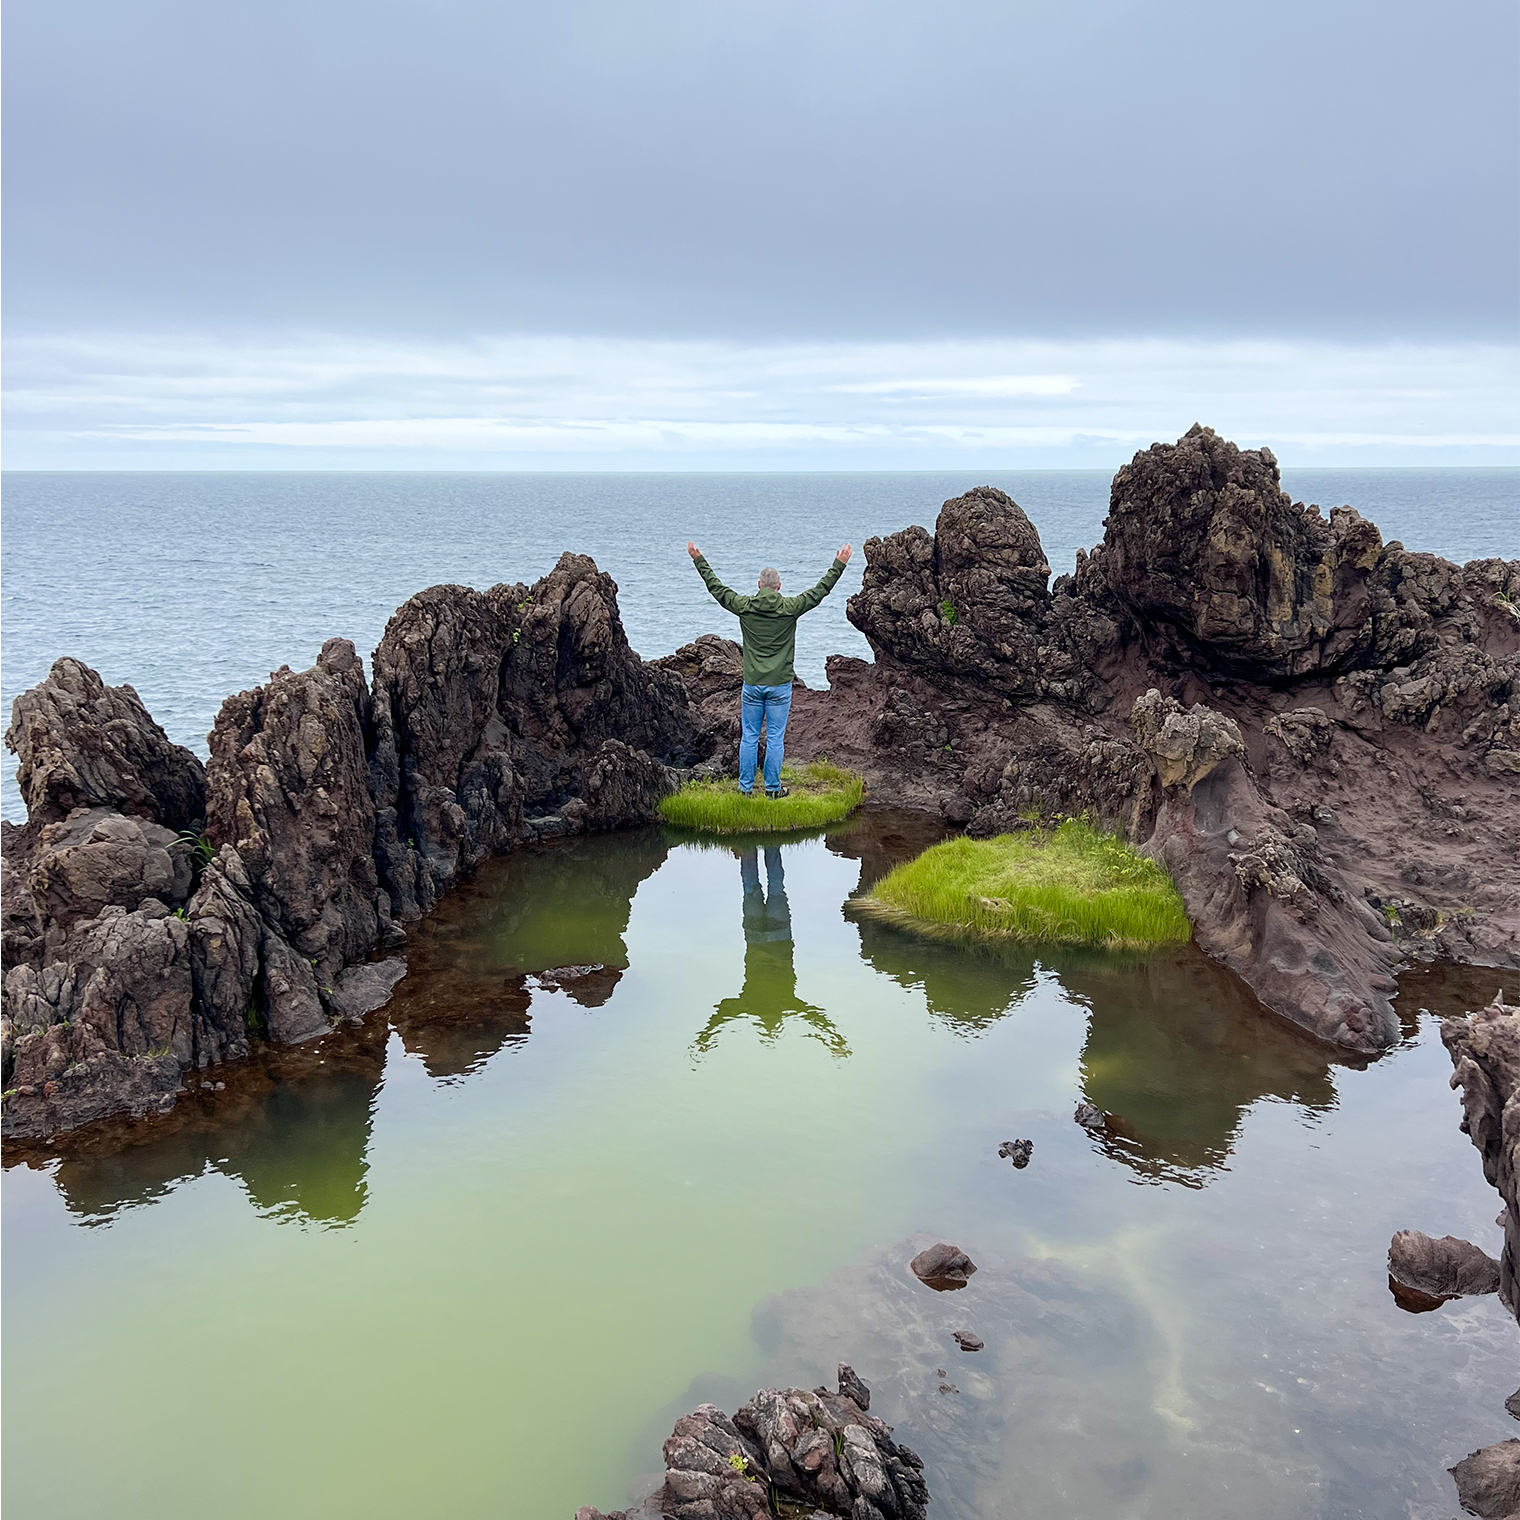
[686,541,852,798]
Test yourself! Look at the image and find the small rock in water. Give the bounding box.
[952,1330,984,1352]
[536,963,605,988]
[1388,1229,1500,1304]
[910,1242,977,1289]
[1074,1101,1107,1134]
[998,1138,1033,1168]
[936,1368,947,1378]
[938,1382,959,1395]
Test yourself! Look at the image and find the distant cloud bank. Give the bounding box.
[6,332,1517,470]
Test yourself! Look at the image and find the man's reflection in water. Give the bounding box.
[694,845,848,1055]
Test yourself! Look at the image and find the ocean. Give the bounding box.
[2,468,1515,823]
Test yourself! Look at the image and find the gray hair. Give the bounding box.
[758,567,782,590]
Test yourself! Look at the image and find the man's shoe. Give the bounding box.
[766,786,790,800]
[737,785,754,796]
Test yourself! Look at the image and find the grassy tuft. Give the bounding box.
[855,819,1190,950]
[660,760,864,835]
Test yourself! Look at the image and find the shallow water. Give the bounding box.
[3,467,1515,821]
[4,814,1515,1519]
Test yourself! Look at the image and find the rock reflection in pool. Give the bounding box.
[28,1021,388,1228]
[385,829,669,1077]
[694,844,848,1055]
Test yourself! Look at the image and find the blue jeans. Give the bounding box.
[739,683,793,793]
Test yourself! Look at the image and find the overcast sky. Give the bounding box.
[5,0,1517,468]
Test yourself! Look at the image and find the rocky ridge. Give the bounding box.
[5,428,1517,1134]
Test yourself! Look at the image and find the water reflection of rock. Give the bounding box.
[1063,947,1341,1185]
[387,829,670,1077]
[695,845,848,1055]
[13,1019,387,1228]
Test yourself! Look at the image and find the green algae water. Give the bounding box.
[3,815,1516,1519]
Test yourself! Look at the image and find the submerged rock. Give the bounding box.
[910,1242,977,1289]
[952,1331,984,1352]
[997,1139,1033,1168]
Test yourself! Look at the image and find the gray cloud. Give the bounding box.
[5,0,1516,340]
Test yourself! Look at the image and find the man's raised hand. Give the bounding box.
[837,544,853,564]
[687,541,701,560]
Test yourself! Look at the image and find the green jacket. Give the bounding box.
[693,554,847,686]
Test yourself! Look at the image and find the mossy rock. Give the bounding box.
[854,819,1190,950]
[660,761,864,835]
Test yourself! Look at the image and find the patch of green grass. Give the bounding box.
[856,819,1190,950]
[660,760,864,835]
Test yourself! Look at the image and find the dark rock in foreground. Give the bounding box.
[576,1365,927,1520]
[1387,1228,1501,1302]
[997,1138,1032,1167]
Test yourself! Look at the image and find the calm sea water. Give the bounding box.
[3,818,1515,1519]
[2,468,1515,822]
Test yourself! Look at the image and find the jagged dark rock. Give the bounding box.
[4,656,206,836]
[369,554,695,920]
[997,1139,1033,1168]
[207,637,393,992]
[1387,1229,1501,1301]
[589,1366,928,1520]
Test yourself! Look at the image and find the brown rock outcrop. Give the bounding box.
[207,637,395,988]
[370,553,695,919]
[1450,1439,1520,1519]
